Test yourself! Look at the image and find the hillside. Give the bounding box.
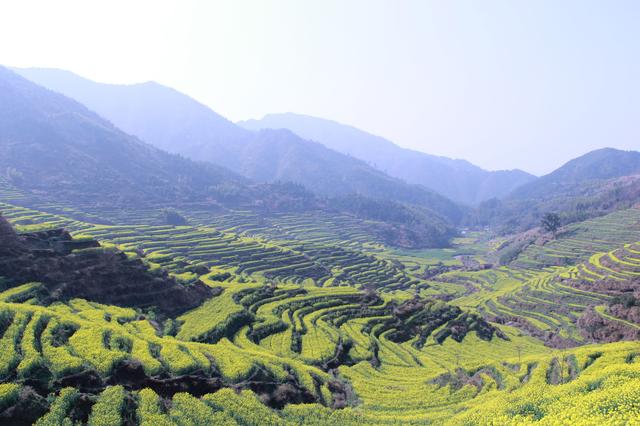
[469,148,640,233]
[510,148,640,200]
[0,213,213,316]
[5,4,640,424]
[14,67,250,161]
[0,66,250,208]
[1,91,640,420]
[15,67,463,221]
[237,128,463,221]
[0,67,458,248]
[1,190,640,423]
[239,113,536,204]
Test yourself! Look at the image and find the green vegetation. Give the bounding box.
[1,188,640,424]
[88,386,126,426]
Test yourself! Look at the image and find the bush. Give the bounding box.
[611,294,638,308]
[162,209,188,226]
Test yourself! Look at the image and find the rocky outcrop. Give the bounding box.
[380,298,507,348]
[577,308,640,342]
[0,214,21,251]
[0,214,212,316]
[490,314,578,349]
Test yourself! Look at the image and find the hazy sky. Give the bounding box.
[2,1,639,175]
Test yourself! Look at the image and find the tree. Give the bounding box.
[162,209,188,226]
[541,213,561,235]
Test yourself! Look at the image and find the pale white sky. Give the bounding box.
[2,0,639,174]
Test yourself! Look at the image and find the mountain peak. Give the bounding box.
[15,67,463,222]
[239,112,536,204]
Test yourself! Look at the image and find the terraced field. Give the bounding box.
[0,201,418,291]
[513,208,640,269]
[2,185,640,424]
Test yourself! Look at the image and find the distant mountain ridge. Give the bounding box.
[239,113,536,205]
[469,148,640,233]
[0,66,457,248]
[15,67,463,223]
[0,66,249,208]
[14,67,250,160]
[14,67,637,240]
[509,148,640,200]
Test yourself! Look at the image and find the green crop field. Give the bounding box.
[1,186,640,425]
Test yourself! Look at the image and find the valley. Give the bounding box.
[1,178,640,424]
[0,45,639,425]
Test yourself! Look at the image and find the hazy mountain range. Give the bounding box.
[470,148,640,232]
[0,66,244,207]
[240,113,536,205]
[0,66,458,247]
[509,148,640,200]
[8,66,640,240]
[14,67,463,219]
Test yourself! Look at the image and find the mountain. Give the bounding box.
[509,148,640,200]
[0,67,455,248]
[469,148,640,233]
[1,66,352,212]
[0,67,327,212]
[14,67,463,223]
[0,66,254,208]
[239,113,536,205]
[235,128,463,221]
[15,67,249,160]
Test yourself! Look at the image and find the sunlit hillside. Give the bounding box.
[2,1,640,424]
[1,176,640,423]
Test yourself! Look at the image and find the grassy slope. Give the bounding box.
[1,188,640,424]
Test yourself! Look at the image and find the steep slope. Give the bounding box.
[470,148,640,233]
[0,66,249,208]
[238,129,463,221]
[509,148,640,199]
[0,213,213,315]
[15,67,249,160]
[0,67,456,248]
[239,112,536,204]
[14,67,463,222]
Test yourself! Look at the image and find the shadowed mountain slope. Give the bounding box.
[239,112,536,204]
[14,67,463,222]
[0,213,213,316]
[509,148,640,200]
[0,66,250,207]
[469,148,640,233]
[0,67,456,248]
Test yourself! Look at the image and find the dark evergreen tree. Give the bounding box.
[541,212,561,234]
